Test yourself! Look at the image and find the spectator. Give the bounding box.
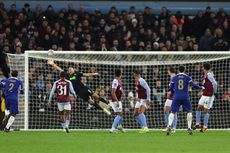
[222,86,230,102]
[36,74,45,90]
[110,39,121,51]
[8,4,18,20]
[212,38,228,51]
[199,28,214,51]
[222,21,230,41]
[0,48,10,78]
[192,11,206,40]
[152,80,166,105]
[170,11,184,33]
[158,7,170,28]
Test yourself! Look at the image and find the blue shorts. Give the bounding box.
[5,98,19,114]
[171,98,192,112]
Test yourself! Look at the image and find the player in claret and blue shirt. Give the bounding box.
[166,65,204,135]
[109,69,125,133]
[133,70,151,133]
[193,63,217,132]
[3,70,24,132]
[48,71,77,133]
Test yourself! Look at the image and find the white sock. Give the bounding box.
[167,113,174,127]
[187,112,192,129]
[6,116,15,129]
[5,110,10,116]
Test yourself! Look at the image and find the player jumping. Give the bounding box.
[2,70,24,132]
[133,70,151,133]
[48,59,111,115]
[48,71,77,133]
[193,63,217,132]
[163,67,177,133]
[166,65,204,135]
[109,69,125,133]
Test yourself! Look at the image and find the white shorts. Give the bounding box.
[57,102,71,111]
[135,99,147,108]
[164,99,173,107]
[109,101,122,113]
[198,95,215,109]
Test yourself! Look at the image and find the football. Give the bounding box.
[48,49,54,56]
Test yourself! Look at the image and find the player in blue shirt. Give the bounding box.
[3,70,24,132]
[166,65,204,135]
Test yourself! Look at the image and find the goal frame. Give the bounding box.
[23,51,230,131]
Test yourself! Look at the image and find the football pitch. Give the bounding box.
[0,130,229,153]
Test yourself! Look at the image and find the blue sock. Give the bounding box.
[196,110,201,124]
[204,113,209,127]
[173,114,178,129]
[139,113,147,128]
[65,120,70,128]
[112,115,121,129]
[136,115,142,127]
[164,112,169,126]
[118,117,123,126]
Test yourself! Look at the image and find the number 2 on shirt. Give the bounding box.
[178,79,184,90]
[9,83,14,91]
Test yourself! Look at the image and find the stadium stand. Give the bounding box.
[0,2,229,53]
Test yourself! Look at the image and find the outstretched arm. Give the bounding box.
[83,73,99,77]
[47,59,64,72]
[189,80,204,90]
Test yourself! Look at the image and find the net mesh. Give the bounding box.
[7,52,230,130]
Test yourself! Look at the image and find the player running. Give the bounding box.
[48,71,77,133]
[109,69,125,133]
[2,70,24,132]
[163,67,177,133]
[166,65,204,135]
[193,63,217,132]
[48,59,111,115]
[133,70,151,133]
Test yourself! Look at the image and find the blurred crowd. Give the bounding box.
[0,2,230,54]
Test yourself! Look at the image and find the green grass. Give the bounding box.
[0,130,229,153]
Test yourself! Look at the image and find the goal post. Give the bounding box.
[6,51,230,130]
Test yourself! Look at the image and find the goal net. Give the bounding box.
[7,51,230,130]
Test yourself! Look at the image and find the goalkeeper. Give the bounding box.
[48,59,111,115]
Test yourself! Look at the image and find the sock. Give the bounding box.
[139,113,147,128]
[112,115,121,129]
[167,113,174,127]
[203,113,209,128]
[196,110,201,125]
[99,97,109,104]
[187,113,192,129]
[5,110,10,116]
[118,117,123,126]
[136,115,142,127]
[164,112,169,126]
[173,113,178,129]
[6,116,15,129]
[65,120,70,128]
